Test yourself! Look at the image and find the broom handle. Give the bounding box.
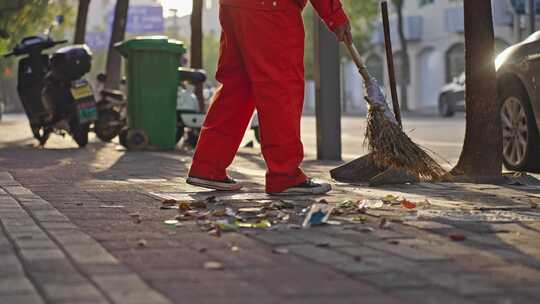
[381,1,403,128]
[345,43,371,83]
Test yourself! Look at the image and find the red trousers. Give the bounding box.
[188,4,307,193]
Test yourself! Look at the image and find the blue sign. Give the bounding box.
[107,5,164,34]
[85,32,110,51]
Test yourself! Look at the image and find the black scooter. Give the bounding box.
[4,36,96,147]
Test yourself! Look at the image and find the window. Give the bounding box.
[419,0,434,7]
[393,51,410,85]
[366,55,385,85]
[445,43,465,82]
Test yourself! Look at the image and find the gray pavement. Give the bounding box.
[1,113,540,304]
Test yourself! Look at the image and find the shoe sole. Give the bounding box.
[186,177,243,191]
[269,184,332,196]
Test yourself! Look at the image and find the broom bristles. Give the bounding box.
[365,107,448,181]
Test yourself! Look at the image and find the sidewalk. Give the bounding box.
[1,118,540,303]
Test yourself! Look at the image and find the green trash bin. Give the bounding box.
[116,36,186,150]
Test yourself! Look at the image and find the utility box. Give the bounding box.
[116,36,186,149]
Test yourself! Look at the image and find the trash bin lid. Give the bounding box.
[115,36,186,57]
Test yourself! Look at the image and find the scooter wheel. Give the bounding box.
[95,109,122,142]
[253,127,261,144]
[127,129,149,150]
[186,129,199,147]
[73,124,89,148]
[119,128,128,147]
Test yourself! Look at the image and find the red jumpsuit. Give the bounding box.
[188,0,349,193]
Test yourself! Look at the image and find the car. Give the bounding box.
[438,72,465,117]
[496,31,540,171]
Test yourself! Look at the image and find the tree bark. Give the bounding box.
[451,0,501,178]
[394,0,409,112]
[73,0,91,44]
[191,0,205,111]
[104,0,129,90]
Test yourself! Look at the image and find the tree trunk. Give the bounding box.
[104,0,129,90]
[451,0,501,179]
[394,0,409,112]
[73,0,91,44]
[191,0,205,111]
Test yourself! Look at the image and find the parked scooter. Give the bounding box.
[94,73,126,142]
[176,68,260,147]
[4,35,97,147]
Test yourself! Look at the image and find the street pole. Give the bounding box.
[530,0,536,34]
[313,17,342,161]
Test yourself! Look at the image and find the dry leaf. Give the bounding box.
[401,199,417,209]
[204,261,224,270]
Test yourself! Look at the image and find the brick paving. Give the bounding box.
[1,116,540,303]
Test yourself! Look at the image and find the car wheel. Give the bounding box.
[438,94,455,117]
[500,85,540,171]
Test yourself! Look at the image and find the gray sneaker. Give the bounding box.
[270,179,331,196]
[186,176,243,191]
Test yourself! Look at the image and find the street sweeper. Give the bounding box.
[186,0,352,195]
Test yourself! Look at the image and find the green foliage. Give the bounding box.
[0,0,74,55]
[303,0,379,80]
[203,32,220,84]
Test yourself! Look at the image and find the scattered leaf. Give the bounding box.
[379,218,391,229]
[178,202,192,211]
[162,199,177,206]
[190,201,208,209]
[238,207,263,213]
[351,216,368,223]
[359,227,374,233]
[164,219,180,227]
[401,199,417,209]
[316,242,330,248]
[326,220,342,226]
[208,227,221,237]
[204,261,224,270]
[230,246,240,252]
[235,219,272,229]
[359,200,384,209]
[205,196,218,204]
[272,247,289,254]
[137,239,147,248]
[388,240,400,245]
[129,213,142,224]
[449,234,466,241]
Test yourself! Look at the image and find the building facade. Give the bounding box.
[360,0,528,113]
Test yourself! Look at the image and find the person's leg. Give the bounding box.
[230,8,317,193]
[188,6,255,188]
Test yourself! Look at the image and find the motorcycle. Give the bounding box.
[175,67,261,147]
[4,35,97,147]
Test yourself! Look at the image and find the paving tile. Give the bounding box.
[392,287,477,304]
[0,276,36,294]
[20,248,65,261]
[41,283,103,302]
[62,243,119,264]
[0,293,44,304]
